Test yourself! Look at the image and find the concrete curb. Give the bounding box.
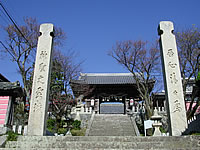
[130,116,140,136]
[85,112,95,136]
[0,135,7,148]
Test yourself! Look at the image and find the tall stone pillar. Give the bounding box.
[158,21,187,136]
[28,24,54,136]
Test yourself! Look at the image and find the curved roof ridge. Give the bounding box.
[80,73,133,76]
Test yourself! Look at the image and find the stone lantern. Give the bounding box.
[151,108,162,136]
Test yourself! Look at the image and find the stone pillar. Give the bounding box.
[23,125,28,136]
[18,125,22,135]
[74,111,81,121]
[96,99,99,114]
[86,107,88,113]
[89,107,92,113]
[125,99,129,114]
[80,105,84,113]
[12,125,16,133]
[28,24,54,136]
[158,21,187,136]
[132,105,135,113]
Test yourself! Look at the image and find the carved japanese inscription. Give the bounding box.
[167,49,174,57]
[39,63,47,72]
[169,72,178,84]
[158,21,187,136]
[173,99,182,113]
[39,50,48,60]
[173,90,178,95]
[168,61,177,68]
[28,24,54,136]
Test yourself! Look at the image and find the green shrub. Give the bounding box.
[136,123,144,135]
[72,120,81,129]
[191,133,200,135]
[159,126,167,133]
[71,128,86,136]
[7,131,18,141]
[146,128,153,136]
[47,118,56,132]
[59,119,66,128]
[197,72,200,81]
[140,133,145,136]
[58,128,67,134]
[189,131,200,135]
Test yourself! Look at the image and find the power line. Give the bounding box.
[0,2,32,47]
[0,40,16,60]
[2,0,23,25]
[0,7,11,26]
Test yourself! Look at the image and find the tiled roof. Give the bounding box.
[0,81,20,90]
[0,73,10,82]
[0,81,24,97]
[76,73,137,85]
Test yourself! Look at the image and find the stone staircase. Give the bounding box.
[1,114,200,149]
[1,136,200,149]
[88,114,136,136]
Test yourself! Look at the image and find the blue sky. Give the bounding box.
[0,0,200,85]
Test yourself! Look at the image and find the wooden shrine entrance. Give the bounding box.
[99,96,126,114]
[70,73,154,114]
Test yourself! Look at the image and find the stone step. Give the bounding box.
[0,148,185,150]
[88,114,136,136]
[5,141,196,149]
[91,120,132,122]
[88,128,134,132]
[2,136,200,149]
[87,132,135,136]
[16,135,200,143]
[92,120,130,122]
[92,114,127,117]
[91,122,133,125]
[90,124,133,128]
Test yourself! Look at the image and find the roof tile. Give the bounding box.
[79,73,136,84]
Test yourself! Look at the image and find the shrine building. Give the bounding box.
[0,73,23,133]
[70,73,154,114]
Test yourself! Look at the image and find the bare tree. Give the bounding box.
[49,94,75,130]
[49,50,83,129]
[0,17,66,99]
[175,26,200,119]
[109,40,160,119]
[52,50,83,95]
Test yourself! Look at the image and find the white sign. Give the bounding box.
[91,99,94,106]
[144,120,154,136]
[130,99,133,106]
